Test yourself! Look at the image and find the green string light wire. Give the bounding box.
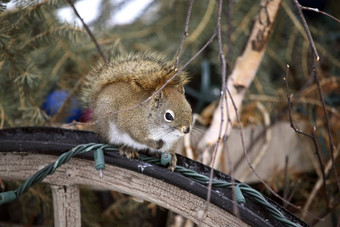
[172,166,300,227]
[0,143,300,227]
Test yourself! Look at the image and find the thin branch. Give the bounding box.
[300,5,340,24]
[293,0,340,193]
[284,66,313,139]
[187,0,215,44]
[199,0,226,224]
[224,0,234,73]
[106,30,217,116]
[306,146,340,224]
[198,97,225,226]
[197,0,282,152]
[66,0,107,63]
[285,180,301,208]
[292,0,319,61]
[225,86,305,211]
[223,128,238,218]
[175,0,195,68]
[233,123,272,172]
[284,65,329,209]
[311,197,340,226]
[313,61,340,192]
[224,0,238,218]
[313,199,340,225]
[238,102,271,182]
[199,0,305,213]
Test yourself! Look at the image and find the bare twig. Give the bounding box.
[300,5,340,23]
[198,97,225,226]
[107,30,217,116]
[210,0,301,209]
[226,86,303,210]
[222,110,239,219]
[284,65,329,209]
[292,0,319,61]
[175,0,195,68]
[225,0,234,72]
[311,197,340,226]
[293,0,340,193]
[187,0,215,44]
[199,0,226,224]
[199,0,304,213]
[66,0,107,63]
[304,146,340,222]
[313,65,340,191]
[198,0,282,152]
[284,66,313,139]
[285,180,301,208]
[224,0,238,217]
[233,123,273,172]
[238,102,271,182]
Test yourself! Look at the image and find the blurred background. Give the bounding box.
[0,0,339,226]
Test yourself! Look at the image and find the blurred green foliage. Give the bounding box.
[0,0,339,126]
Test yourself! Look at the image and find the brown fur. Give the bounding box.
[82,52,189,108]
[82,53,192,171]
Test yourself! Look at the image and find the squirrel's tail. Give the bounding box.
[81,52,189,107]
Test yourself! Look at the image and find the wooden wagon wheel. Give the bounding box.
[0,127,308,227]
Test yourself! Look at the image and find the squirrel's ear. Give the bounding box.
[177,85,185,95]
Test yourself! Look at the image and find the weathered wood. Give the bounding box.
[51,185,81,227]
[0,152,248,227]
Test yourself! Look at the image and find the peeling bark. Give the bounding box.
[198,0,282,152]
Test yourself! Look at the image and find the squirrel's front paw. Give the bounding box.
[168,153,177,172]
[146,139,163,150]
[119,146,139,159]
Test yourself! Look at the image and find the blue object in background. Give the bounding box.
[42,90,82,123]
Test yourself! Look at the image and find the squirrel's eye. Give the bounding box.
[164,110,175,122]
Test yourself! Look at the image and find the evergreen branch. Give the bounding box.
[14,71,37,88]
[66,0,107,63]
[7,0,48,29]
[21,26,83,50]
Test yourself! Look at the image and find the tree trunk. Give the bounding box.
[198,0,283,161]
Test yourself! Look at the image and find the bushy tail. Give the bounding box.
[82,52,189,107]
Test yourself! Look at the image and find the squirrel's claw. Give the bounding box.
[168,153,177,172]
[119,146,139,159]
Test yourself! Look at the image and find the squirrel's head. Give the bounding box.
[148,86,192,145]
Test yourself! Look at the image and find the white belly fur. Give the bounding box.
[109,123,149,150]
[109,123,181,152]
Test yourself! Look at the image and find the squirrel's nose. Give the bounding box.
[182,126,190,134]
